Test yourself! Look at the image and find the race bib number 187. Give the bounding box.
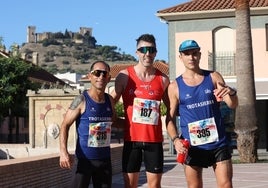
[132,98,160,125]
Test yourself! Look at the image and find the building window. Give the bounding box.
[212,27,235,76]
[208,51,236,76]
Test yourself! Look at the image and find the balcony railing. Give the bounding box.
[208,51,236,77]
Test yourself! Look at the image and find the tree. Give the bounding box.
[0,37,6,50]
[234,0,258,162]
[64,29,71,39]
[0,56,39,142]
[0,36,3,47]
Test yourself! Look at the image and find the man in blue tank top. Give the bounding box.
[166,40,238,188]
[59,61,116,188]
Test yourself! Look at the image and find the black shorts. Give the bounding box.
[122,141,163,173]
[185,146,232,168]
[70,158,112,188]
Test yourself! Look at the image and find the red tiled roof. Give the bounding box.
[153,61,169,75]
[110,63,134,78]
[108,61,169,79]
[80,61,169,81]
[157,0,268,14]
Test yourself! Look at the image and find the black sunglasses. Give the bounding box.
[137,46,157,54]
[90,70,109,78]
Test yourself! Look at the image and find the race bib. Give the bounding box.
[188,117,219,146]
[132,98,160,125]
[88,122,112,147]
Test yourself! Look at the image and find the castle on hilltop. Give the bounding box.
[27,26,93,44]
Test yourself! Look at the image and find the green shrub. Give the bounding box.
[160,102,167,116]
[115,101,167,117]
[115,102,125,117]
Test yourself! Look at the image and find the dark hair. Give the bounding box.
[90,60,110,71]
[136,34,156,47]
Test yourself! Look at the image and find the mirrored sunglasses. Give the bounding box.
[137,46,157,54]
[90,70,109,78]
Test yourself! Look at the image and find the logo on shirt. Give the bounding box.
[204,88,212,94]
[185,93,192,100]
[148,90,154,95]
[140,84,151,90]
[90,107,96,112]
[129,88,143,96]
[134,89,143,96]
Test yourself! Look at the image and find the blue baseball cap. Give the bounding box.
[179,40,200,52]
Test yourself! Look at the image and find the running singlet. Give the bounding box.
[177,70,227,150]
[75,90,113,159]
[122,66,164,142]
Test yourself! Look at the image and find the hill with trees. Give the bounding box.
[19,31,137,75]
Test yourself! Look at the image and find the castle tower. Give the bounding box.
[27,26,36,43]
[79,27,92,36]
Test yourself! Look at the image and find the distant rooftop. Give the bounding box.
[157,0,268,14]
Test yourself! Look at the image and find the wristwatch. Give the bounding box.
[171,135,181,142]
[229,88,237,96]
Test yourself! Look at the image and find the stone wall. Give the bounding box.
[27,89,80,149]
[0,144,123,187]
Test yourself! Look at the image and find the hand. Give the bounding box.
[214,82,235,101]
[174,139,188,154]
[59,151,74,169]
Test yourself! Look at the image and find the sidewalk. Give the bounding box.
[111,151,268,188]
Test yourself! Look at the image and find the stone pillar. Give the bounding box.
[32,52,39,65]
[21,52,26,60]
[28,96,35,148]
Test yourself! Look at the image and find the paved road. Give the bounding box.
[110,153,268,188]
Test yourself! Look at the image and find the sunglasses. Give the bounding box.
[90,70,109,78]
[137,46,157,54]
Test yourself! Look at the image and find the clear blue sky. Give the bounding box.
[1,0,188,62]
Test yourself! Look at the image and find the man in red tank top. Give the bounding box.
[112,34,170,188]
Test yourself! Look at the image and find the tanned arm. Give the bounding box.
[59,94,84,169]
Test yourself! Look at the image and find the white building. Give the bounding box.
[54,72,84,89]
